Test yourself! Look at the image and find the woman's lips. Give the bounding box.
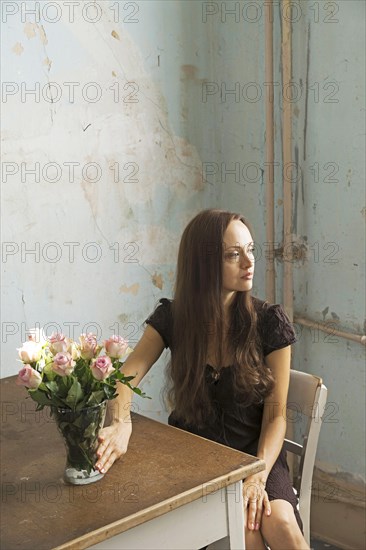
[241,272,253,279]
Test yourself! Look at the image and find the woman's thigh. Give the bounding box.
[260,499,308,550]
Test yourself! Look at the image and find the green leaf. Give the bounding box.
[103,384,116,400]
[75,398,89,412]
[65,379,84,411]
[113,371,151,399]
[56,377,71,398]
[86,391,105,406]
[129,386,151,399]
[29,389,51,406]
[117,373,136,383]
[42,362,56,381]
[83,421,97,439]
[45,381,60,394]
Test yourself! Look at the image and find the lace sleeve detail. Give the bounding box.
[261,304,297,357]
[144,298,172,349]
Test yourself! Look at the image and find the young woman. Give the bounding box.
[96,209,310,550]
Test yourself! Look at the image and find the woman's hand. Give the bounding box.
[95,419,132,474]
[243,472,271,531]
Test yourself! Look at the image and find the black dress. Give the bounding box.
[144,296,303,531]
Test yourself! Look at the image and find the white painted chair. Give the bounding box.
[207,369,328,550]
[284,369,328,546]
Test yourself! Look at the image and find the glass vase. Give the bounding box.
[53,401,107,485]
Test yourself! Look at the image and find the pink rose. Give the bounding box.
[17,341,42,364]
[104,336,129,359]
[51,352,75,377]
[79,333,99,359]
[16,365,42,389]
[27,327,47,346]
[48,332,69,354]
[70,341,80,361]
[90,356,114,381]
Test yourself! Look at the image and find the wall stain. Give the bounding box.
[152,273,163,290]
[181,64,198,80]
[274,236,308,264]
[12,43,24,55]
[39,25,48,45]
[23,22,48,45]
[194,170,204,191]
[303,22,311,161]
[24,22,37,39]
[321,306,329,320]
[118,313,129,323]
[44,57,52,71]
[111,30,120,40]
[293,144,299,233]
[346,168,352,187]
[119,283,140,295]
[80,169,110,245]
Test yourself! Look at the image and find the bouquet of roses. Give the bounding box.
[16,329,148,481]
[16,329,148,411]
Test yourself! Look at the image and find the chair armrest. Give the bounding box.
[283,439,303,456]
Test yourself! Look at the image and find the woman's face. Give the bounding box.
[222,220,255,298]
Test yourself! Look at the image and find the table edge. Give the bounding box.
[53,460,265,550]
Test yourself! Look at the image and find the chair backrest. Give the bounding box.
[283,369,328,545]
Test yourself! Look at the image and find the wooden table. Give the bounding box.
[0,376,265,550]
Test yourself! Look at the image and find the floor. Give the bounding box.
[202,538,343,550]
[201,536,343,550]
[311,538,342,550]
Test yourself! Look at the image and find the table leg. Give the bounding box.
[207,480,245,550]
[227,480,245,549]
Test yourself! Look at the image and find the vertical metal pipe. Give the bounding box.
[265,0,276,304]
[281,0,293,320]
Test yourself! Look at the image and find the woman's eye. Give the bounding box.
[225,248,255,261]
[225,251,239,260]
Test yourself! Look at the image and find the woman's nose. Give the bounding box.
[240,253,253,267]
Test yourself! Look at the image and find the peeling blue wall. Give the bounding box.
[1,1,365,483]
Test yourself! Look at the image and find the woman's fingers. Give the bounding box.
[96,432,107,457]
[94,423,132,474]
[254,494,263,530]
[95,444,113,473]
[246,498,257,531]
[243,483,259,530]
[263,490,271,517]
[243,482,269,531]
[253,491,271,530]
[100,451,118,474]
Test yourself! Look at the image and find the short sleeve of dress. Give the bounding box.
[144,298,173,349]
[260,304,297,357]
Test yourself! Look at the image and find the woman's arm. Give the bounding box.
[95,324,165,473]
[256,344,291,474]
[243,345,292,531]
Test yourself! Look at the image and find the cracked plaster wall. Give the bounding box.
[1,1,365,481]
[1,1,218,423]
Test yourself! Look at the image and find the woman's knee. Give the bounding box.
[259,500,309,549]
[261,500,301,535]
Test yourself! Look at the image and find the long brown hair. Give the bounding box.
[166,208,274,427]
